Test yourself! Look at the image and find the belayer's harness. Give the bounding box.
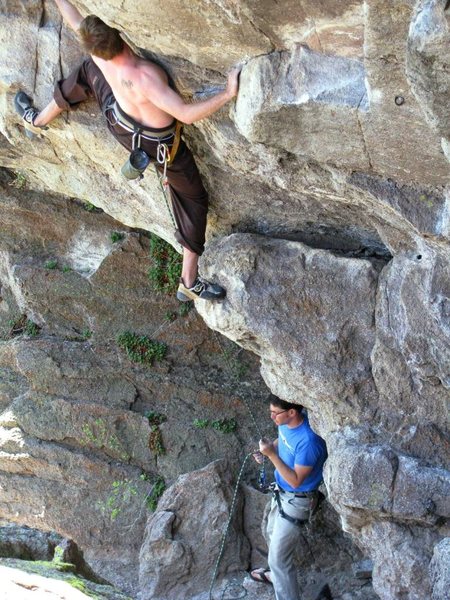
[271,483,323,527]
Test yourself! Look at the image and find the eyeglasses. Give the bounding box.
[270,409,289,416]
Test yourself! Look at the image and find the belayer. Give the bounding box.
[14,0,240,302]
[252,395,329,600]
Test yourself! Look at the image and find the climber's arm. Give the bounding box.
[54,0,84,31]
[143,67,240,125]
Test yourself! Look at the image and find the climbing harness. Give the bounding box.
[271,483,315,528]
[104,98,183,229]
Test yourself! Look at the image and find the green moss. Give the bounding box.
[0,557,132,599]
[30,560,76,573]
[66,577,103,599]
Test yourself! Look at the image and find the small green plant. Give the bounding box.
[211,418,237,434]
[24,319,40,337]
[83,201,97,212]
[110,231,125,243]
[145,411,167,456]
[81,418,129,461]
[98,479,139,522]
[45,259,58,270]
[8,314,26,337]
[147,476,166,511]
[233,361,249,379]
[164,310,177,322]
[145,411,166,426]
[178,301,193,317]
[117,331,167,365]
[222,342,249,380]
[62,265,72,273]
[193,418,210,429]
[9,171,27,189]
[148,234,182,294]
[81,328,92,340]
[8,315,40,338]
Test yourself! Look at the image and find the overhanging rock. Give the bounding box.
[197,233,379,433]
[234,45,369,170]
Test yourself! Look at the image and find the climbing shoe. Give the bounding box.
[177,276,226,302]
[14,91,47,135]
[14,92,39,125]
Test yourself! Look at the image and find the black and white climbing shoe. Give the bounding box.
[177,276,226,302]
[14,92,40,127]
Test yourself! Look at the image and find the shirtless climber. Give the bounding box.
[14,0,240,302]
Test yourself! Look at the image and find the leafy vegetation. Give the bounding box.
[117,332,167,365]
[148,234,182,294]
[146,475,166,511]
[6,315,40,338]
[145,411,167,456]
[178,301,193,317]
[83,201,98,212]
[211,418,237,434]
[193,417,237,434]
[110,231,125,243]
[98,479,138,522]
[9,171,27,189]
[45,259,58,270]
[222,343,249,380]
[193,418,209,429]
[24,319,40,337]
[81,418,129,462]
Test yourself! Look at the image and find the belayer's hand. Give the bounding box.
[259,438,276,458]
[252,450,264,464]
[226,66,241,99]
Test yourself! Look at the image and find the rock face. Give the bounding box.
[139,460,249,600]
[0,1,449,599]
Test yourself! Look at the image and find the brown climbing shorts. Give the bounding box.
[54,58,208,256]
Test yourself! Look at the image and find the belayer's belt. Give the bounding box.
[105,99,183,163]
[279,488,317,498]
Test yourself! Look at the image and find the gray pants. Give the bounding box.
[266,491,312,600]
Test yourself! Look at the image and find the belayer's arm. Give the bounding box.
[259,438,313,489]
[54,0,84,31]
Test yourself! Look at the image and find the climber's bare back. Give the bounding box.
[93,53,176,128]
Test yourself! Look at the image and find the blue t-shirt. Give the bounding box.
[275,415,327,492]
